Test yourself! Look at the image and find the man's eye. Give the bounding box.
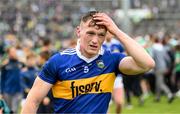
[99,34,105,37]
[88,32,95,35]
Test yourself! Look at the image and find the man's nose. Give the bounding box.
[92,35,98,44]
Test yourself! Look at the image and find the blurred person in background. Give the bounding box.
[16,43,27,64]
[21,52,38,105]
[174,44,180,97]
[162,34,176,93]
[103,32,125,114]
[21,39,35,60]
[152,37,174,103]
[35,38,58,57]
[41,39,53,52]
[0,47,24,113]
[142,34,157,94]
[21,11,154,113]
[123,74,144,108]
[37,51,51,69]
[135,36,150,99]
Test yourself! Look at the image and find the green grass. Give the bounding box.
[109,95,180,114]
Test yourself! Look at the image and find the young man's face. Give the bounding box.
[77,20,107,58]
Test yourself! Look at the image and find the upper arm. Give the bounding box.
[26,76,52,104]
[21,77,53,113]
[119,56,147,75]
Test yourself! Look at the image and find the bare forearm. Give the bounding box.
[21,95,41,114]
[21,77,52,113]
[21,98,40,113]
[115,29,155,70]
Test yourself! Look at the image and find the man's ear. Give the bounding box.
[76,26,80,38]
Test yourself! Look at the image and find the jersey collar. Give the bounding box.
[76,39,104,63]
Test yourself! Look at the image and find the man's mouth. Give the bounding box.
[89,45,98,49]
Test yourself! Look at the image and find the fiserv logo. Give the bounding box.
[52,73,116,99]
[71,80,102,98]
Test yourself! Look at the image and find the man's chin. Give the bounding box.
[87,50,99,57]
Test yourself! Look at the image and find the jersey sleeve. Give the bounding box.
[38,53,59,84]
[112,53,126,74]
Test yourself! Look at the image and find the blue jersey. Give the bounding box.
[103,39,124,53]
[1,59,23,94]
[38,48,125,113]
[21,67,38,90]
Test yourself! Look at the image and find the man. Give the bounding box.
[102,32,125,114]
[1,47,24,112]
[152,37,174,103]
[21,11,155,113]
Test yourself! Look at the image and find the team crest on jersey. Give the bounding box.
[96,60,105,69]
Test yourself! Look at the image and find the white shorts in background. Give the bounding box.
[114,75,123,88]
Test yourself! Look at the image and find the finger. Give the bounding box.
[96,20,112,29]
[93,17,103,21]
[95,21,106,26]
[93,17,110,24]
